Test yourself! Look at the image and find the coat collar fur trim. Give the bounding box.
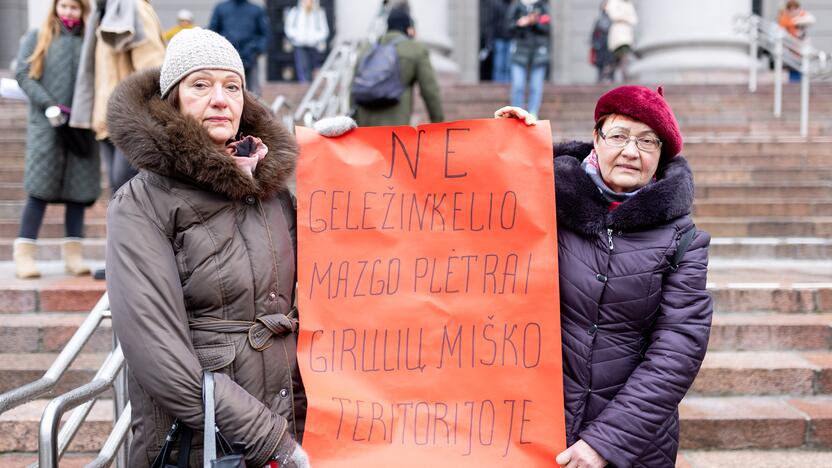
[554,141,694,236]
[106,68,296,200]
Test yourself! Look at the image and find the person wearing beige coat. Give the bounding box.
[604,0,637,82]
[70,0,165,193]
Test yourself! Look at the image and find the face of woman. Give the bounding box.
[178,69,244,147]
[56,0,82,20]
[593,114,662,193]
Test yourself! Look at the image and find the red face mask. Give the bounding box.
[59,16,81,30]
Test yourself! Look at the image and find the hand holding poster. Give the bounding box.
[296,119,564,466]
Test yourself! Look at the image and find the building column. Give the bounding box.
[334,0,461,75]
[1,0,28,68]
[448,0,478,82]
[551,0,571,84]
[629,0,753,83]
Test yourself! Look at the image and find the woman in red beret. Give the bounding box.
[498,85,713,468]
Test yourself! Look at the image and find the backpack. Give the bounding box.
[351,36,408,108]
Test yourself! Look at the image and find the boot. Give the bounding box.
[13,238,41,279]
[62,238,90,276]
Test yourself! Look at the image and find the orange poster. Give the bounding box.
[295,119,564,467]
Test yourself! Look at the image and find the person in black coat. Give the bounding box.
[506,0,551,118]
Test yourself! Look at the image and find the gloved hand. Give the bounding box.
[272,432,311,468]
[313,115,357,137]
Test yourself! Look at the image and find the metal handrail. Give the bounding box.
[270,94,297,131]
[736,14,832,137]
[86,401,132,468]
[37,345,125,468]
[293,40,360,127]
[273,3,393,129]
[0,294,111,414]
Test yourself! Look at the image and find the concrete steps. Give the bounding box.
[0,453,96,467]
[708,238,832,260]
[0,239,106,262]
[0,218,106,239]
[692,168,832,184]
[694,201,832,217]
[680,396,832,450]
[693,351,832,396]
[696,217,832,237]
[0,399,112,452]
[677,449,832,468]
[0,352,106,395]
[695,183,832,200]
[0,200,109,219]
[0,263,106,313]
[708,313,832,351]
[0,313,112,353]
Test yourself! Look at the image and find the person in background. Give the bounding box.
[13,0,100,279]
[497,85,712,468]
[605,0,637,82]
[352,7,444,127]
[506,0,551,119]
[106,27,308,467]
[285,0,329,83]
[590,0,613,83]
[162,9,195,43]
[382,0,409,11]
[487,0,513,83]
[209,0,270,96]
[69,0,166,280]
[778,0,816,82]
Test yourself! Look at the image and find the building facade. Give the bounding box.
[2,0,831,83]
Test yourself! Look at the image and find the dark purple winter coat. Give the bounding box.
[554,141,713,468]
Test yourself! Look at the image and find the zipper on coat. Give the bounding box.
[606,228,615,251]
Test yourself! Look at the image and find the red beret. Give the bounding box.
[594,85,683,161]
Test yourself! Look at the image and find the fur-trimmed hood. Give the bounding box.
[106,68,296,200]
[554,141,695,236]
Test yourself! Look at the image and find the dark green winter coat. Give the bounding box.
[15,25,101,205]
[353,31,444,127]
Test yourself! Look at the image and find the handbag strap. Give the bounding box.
[669,226,696,272]
[178,424,193,467]
[203,371,217,468]
[151,420,192,468]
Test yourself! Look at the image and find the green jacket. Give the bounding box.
[15,26,101,205]
[353,31,444,127]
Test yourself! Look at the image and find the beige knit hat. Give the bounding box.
[159,28,246,98]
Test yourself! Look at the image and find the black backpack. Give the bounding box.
[351,36,408,108]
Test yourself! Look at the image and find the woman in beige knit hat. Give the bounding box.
[104,28,309,467]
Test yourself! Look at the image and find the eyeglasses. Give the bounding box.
[599,129,662,152]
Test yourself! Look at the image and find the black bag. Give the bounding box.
[151,421,193,468]
[150,372,247,468]
[56,124,95,158]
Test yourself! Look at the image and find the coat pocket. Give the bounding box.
[193,342,236,371]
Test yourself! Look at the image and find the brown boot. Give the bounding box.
[62,239,90,276]
[13,238,41,279]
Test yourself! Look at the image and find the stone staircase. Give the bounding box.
[0,80,831,466]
